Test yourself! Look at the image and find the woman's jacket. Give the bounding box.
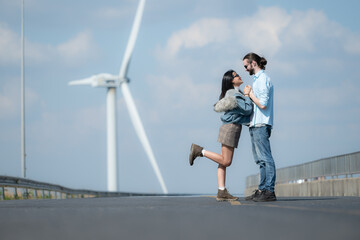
[214,89,253,125]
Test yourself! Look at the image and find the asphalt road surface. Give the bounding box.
[0,196,359,240]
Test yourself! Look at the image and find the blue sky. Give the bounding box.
[1,0,360,194]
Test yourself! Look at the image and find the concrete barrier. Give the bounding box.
[245,177,360,197]
[245,151,360,197]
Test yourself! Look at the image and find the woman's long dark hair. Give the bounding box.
[219,70,235,100]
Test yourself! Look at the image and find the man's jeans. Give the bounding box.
[249,126,276,192]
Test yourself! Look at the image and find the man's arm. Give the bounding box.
[249,89,267,110]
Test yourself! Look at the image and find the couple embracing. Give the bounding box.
[189,52,276,202]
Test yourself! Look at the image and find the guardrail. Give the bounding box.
[0,176,182,200]
[245,151,360,197]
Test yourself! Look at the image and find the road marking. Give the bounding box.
[202,196,242,205]
[203,195,216,198]
[230,201,241,205]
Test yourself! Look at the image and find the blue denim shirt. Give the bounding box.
[214,89,253,125]
[250,70,274,127]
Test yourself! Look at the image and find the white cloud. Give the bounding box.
[344,33,360,55]
[159,6,360,61]
[0,22,98,66]
[146,74,218,121]
[57,31,97,64]
[276,81,360,124]
[0,93,16,119]
[281,9,328,52]
[0,23,21,65]
[29,104,106,152]
[0,21,51,65]
[0,79,39,120]
[234,7,291,56]
[161,18,231,58]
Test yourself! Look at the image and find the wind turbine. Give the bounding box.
[68,0,168,194]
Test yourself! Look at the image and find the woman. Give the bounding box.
[189,70,253,201]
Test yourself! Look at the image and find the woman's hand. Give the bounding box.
[243,85,252,96]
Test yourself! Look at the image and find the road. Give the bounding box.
[0,195,359,240]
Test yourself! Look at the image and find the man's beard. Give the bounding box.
[249,68,255,75]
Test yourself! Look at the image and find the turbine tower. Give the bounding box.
[69,0,167,194]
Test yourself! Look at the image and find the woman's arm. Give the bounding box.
[235,94,253,116]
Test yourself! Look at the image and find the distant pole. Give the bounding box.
[21,0,26,178]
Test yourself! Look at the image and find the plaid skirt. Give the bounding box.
[217,123,242,148]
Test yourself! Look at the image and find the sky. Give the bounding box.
[1,0,360,195]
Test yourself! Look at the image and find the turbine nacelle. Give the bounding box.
[69,73,129,88]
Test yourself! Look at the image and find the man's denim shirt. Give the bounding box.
[250,70,274,127]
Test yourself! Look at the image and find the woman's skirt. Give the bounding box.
[217,123,242,148]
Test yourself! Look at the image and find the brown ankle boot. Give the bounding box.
[216,188,238,202]
[189,143,203,166]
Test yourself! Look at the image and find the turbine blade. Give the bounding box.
[68,77,94,86]
[119,0,146,78]
[121,82,168,194]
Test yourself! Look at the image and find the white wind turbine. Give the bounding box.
[68,0,168,194]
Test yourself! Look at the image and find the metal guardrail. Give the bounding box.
[246,151,360,188]
[0,176,187,200]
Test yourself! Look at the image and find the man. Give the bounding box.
[243,52,276,202]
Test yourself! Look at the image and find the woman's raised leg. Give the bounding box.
[203,144,234,167]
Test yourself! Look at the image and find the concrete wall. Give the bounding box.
[244,177,360,197]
